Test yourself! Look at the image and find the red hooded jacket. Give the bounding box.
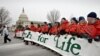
[65,23,77,34]
[36,27,41,32]
[49,26,59,35]
[59,20,69,31]
[93,20,100,36]
[84,24,97,39]
[77,23,87,35]
[40,24,49,33]
[84,20,100,38]
[30,25,37,32]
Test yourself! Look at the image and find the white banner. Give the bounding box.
[23,30,100,56]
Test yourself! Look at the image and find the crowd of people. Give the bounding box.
[16,12,100,43]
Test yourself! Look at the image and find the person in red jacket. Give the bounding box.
[29,22,37,32]
[59,18,69,35]
[36,24,41,32]
[87,12,100,43]
[65,17,78,36]
[77,16,87,38]
[48,23,52,34]
[49,22,60,35]
[93,19,100,37]
[40,22,49,34]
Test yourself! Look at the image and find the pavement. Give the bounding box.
[0,32,59,56]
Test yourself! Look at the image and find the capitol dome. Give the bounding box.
[18,8,28,21]
[16,8,30,27]
[19,13,28,18]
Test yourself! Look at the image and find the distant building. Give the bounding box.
[16,8,30,27]
[11,8,45,31]
[16,8,44,27]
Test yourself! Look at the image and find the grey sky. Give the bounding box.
[0,0,100,25]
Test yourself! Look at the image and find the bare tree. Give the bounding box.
[47,9,60,24]
[0,7,12,27]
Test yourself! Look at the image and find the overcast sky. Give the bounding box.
[0,0,100,25]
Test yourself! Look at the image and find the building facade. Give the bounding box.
[16,8,30,27]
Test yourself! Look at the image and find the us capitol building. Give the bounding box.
[11,8,44,31]
[16,8,30,27]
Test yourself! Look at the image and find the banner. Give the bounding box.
[23,30,100,56]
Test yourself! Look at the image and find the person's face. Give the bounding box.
[71,20,76,24]
[61,19,65,23]
[54,23,58,26]
[87,17,96,24]
[79,20,86,24]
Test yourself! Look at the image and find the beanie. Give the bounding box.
[71,17,78,23]
[87,12,97,18]
[79,16,85,21]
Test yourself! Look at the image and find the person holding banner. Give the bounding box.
[36,24,41,32]
[77,16,87,38]
[40,22,49,34]
[29,22,37,32]
[86,12,100,43]
[49,22,60,35]
[92,17,100,41]
[65,17,78,36]
[48,23,53,34]
[59,17,69,35]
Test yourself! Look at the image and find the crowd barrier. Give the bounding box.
[23,30,100,56]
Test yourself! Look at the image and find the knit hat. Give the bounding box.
[71,17,78,23]
[62,17,66,20]
[79,16,85,21]
[87,12,97,18]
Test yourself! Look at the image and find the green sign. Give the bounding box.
[23,31,32,39]
[38,34,48,43]
[54,36,81,55]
